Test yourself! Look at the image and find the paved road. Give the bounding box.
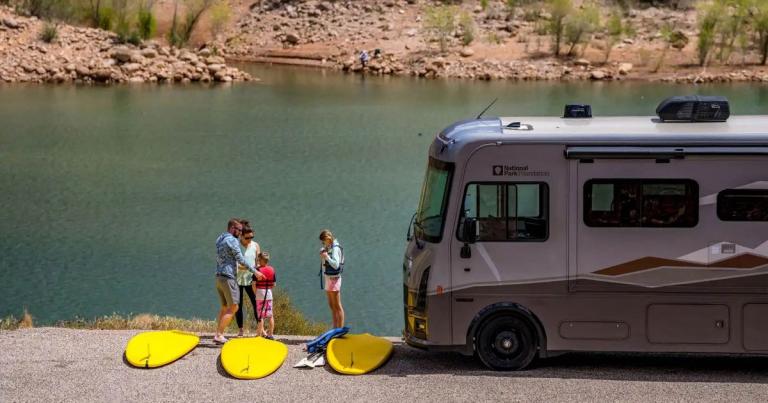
[1,328,767,402]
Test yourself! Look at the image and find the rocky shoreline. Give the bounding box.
[222,0,768,84]
[4,0,768,85]
[0,6,252,84]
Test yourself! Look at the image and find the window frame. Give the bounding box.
[415,157,455,243]
[717,189,768,222]
[456,181,550,243]
[583,178,699,228]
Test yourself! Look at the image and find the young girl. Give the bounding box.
[253,251,276,339]
[319,229,344,328]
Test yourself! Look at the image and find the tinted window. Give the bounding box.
[584,179,698,227]
[415,158,454,242]
[717,189,768,221]
[459,182,548,241]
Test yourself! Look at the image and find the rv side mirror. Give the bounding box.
[463,217,479,244]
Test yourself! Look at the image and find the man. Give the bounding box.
[214,218,264,343]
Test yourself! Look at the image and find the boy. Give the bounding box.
[252,251,276,339]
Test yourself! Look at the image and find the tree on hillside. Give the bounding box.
[424,5,456,53]
[547,0,572,57]
[564,2,600,57]
[755,1,768,65]
[603,11,631,63]
[697,0,723,66]
[168,0,216,47]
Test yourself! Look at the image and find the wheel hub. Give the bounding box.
[494,331,519,354]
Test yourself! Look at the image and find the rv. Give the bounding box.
[403,97,768,370]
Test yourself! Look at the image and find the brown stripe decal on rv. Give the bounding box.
[594,253,768,276]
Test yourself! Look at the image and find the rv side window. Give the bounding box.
[459,182,549,242]
[584,179,698,228]
[717,189,768,221]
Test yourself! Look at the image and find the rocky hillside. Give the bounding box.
[217,0,768,83]
[0,6,252,84]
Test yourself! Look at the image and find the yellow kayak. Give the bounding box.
[327,333,393,375]
[220,337,288,379]
[124,330,199,368]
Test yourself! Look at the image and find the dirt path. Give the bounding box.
[1,328,767,402]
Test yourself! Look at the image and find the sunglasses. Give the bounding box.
[244,236,254,240]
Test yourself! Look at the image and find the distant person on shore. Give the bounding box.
[214,218,264,344]
[319,229,345,328]
[235,223,261,337]
[253,251,277,339]
[359,50,369,68]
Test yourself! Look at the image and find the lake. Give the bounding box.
[1,65,767,335]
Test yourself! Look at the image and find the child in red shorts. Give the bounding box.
[252,251,276,339]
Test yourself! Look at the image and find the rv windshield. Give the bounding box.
[415,158,454,243]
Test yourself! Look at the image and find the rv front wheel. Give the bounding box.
[475,315,537,371]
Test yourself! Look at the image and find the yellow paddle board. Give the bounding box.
[125,330,199,368]
[327,333,393,375]
[220,337,288,379]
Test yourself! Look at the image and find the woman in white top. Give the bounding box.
[236,224,261,336]
[319,229,344,328]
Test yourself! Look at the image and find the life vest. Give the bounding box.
[322,244,344,276]
[253,266,276,289]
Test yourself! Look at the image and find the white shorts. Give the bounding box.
[324,275,341,292]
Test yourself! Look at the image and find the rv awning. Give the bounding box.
[565,146,768,159]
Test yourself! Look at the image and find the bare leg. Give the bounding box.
[332,291,345,328]
[217,304,239,336]
[215,306,227,337]
[268,316,275,337]
[326,292,336,327]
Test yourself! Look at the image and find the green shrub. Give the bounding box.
[424,5,456,53]
[208,0,230,38]
[564,2,599,56]
[546,0,572,56]
[459,11,475,46]
[697,0,723,66]
[603,12,624,63]
[755,1,768,65]
[39,22,58,43]
[137,7,156,40]
[97,6,114,30]
[480,0,488,11]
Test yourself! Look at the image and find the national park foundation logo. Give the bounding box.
[492,165,550,177]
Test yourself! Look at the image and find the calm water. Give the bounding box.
[1,66,767,335]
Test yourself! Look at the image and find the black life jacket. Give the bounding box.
[322,244,344,276]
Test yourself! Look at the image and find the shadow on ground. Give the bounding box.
[372,342,768,383]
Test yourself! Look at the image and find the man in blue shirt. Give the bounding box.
[214,218,264,343]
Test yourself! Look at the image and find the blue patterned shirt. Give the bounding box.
[215,232,255,279]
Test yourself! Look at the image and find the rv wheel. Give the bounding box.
[475,315,537,371]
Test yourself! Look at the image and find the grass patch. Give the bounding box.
[4,288,327,336]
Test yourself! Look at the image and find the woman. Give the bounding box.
[235,223,261,337]
[319,229,345,328]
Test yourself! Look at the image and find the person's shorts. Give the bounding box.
[256,299,273,319]
[215,276,239,307]
[324,275,342,292]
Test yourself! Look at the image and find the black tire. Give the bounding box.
[475,314,537,371]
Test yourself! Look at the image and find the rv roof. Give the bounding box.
[437,116,768,146]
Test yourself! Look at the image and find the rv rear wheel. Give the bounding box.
[475,315,537,371]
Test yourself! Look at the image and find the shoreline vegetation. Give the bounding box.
[0,288,327,335]
[2,1,768,84]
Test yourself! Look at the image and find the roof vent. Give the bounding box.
[656,95,730,122]
[563,104,592,118]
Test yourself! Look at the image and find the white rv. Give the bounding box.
[403,98,768,370]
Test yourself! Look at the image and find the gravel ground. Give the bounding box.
[1,328,767,402]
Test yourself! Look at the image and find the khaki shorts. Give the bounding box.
[215,276,239,307]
